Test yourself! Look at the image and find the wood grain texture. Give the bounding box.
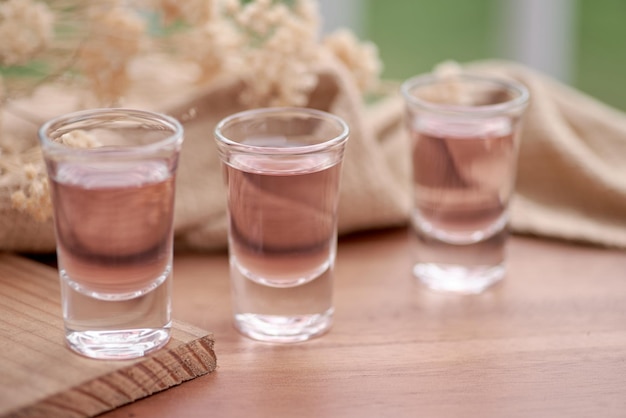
[0,254,216,418]
[96,228,626,418]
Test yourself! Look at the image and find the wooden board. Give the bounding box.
[0,253,217,418]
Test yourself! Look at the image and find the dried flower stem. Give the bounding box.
[2,0,384,223]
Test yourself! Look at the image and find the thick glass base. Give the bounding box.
[61,271,172,360]
[234,309,333,343]
[231,258,334,343]
[66,327,171,360]
[412,225,508,294]
[414,262,505,294]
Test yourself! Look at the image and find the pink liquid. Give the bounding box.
[226,153,342,287]
[50,160,175,298]
[411,116,518,244]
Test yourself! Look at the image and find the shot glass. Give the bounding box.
[39,108,184,359]
[401,72,529,294]
[215,107,349,343]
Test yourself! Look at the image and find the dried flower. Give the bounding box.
[434,60,463,78]
[9,130,100,221]
[432,60,472,105]
[0,74,4,137]
[57,130,101,148]
[3,0,384,224]
[174,18,243,84]
[323,28,382,93]
[227,0,322,107]
[11,163,52,222]
[77,2,147,104]
[158,0,217,25]
[0,0,55,66]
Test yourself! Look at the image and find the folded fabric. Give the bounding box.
[461,61,626,248]
[375,60,626,248]
[2,57,625,252]
[0,53,411,252]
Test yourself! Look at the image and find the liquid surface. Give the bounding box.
[411,116,518,244]
[226,154,341,287]
[63,272,172,359]
[50,160,175,298]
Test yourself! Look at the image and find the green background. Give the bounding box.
[363,0,626,111]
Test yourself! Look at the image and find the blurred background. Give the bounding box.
[321,0,626,111]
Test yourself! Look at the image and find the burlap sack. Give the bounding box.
[0,53,412,253]
[484,61,626,248]
[162,52,412,251]
[377,60,626,248]
[2,58,626,252]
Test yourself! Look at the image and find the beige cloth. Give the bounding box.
[376,60,626,248]
[164,56,413,251]
[2,58,626,252]
[0,54,411,252]
[477,61,626,248]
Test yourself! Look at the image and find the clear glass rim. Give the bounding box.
[400,73,530,116]
[214,107,350,155]
[38,108,184,154]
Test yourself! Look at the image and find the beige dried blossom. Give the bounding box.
[9,129,100,221]
[434,60,463,78]
[175,18,243,84]
[4,0,386,224]
[0,0,55,66]
[323,28,382,93]
[57,129,101,148]
[11,163,52,222]
[228,0,322,107]
[0,74,4,138]
[432,60,472,105]
[158,0,217,25]
[77,3,147,104]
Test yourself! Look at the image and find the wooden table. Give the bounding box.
[91,228,625,417]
